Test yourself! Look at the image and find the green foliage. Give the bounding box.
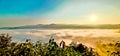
[0,34,99,56]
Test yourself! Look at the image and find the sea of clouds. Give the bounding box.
[0,29,120,47]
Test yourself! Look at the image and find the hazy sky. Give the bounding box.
[0,0,120,26]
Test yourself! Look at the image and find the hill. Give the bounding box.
[0,24,120,29]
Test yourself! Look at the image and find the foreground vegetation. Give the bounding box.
[0,34,120,56]
[96,41,120,56]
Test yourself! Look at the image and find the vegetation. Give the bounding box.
[0,34,120,56]
[96,41,120,56]
[0,34,99,56]
[1,24,120,29]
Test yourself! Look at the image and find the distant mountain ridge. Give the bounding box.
[0,24,120,29]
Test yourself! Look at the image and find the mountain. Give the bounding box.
[0,24,120,29]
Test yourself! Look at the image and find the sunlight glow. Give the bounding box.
[90,15,97,22]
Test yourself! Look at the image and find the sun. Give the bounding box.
[90,15,97,22]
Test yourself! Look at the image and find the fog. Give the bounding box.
[0,29,120,47]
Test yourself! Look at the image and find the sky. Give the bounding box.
[0,0,120,26]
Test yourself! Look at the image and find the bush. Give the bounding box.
[0,34,99,56]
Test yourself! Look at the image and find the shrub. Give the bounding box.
[0,34,99,56]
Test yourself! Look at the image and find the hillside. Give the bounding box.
[0,24,120,29]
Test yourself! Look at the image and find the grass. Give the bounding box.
[96,41,120,56]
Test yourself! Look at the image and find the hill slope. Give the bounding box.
[0,24,120,29]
